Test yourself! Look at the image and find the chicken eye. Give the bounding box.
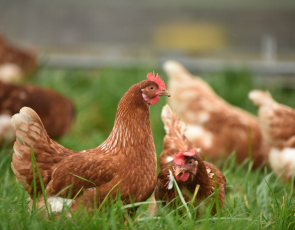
[189,160,193,164]
[149,86,155,91]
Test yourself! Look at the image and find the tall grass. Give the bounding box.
[1,67,295,229]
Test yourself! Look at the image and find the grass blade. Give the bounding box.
[70,173,121,212]
[30,148,37,214]
[30,148,50,217]
[173,178,192,219]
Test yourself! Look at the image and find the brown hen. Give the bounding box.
[0,34,36,82]
[155,151,226,216]
[0,81,75,142]
[11,73,170,214]
[164,60,270,167]
[150,105,226,217]
[249,90,295,183]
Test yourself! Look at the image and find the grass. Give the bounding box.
[1,67,295,229]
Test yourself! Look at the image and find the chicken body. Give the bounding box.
[164,60,270,167]
[0,34,36,82]
[0,81,74,141]
[249,90,295,183]
[11,79,170,213]
[155,156,226,216]
[150,105,226,216]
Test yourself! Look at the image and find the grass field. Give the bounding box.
[1,67,295,229]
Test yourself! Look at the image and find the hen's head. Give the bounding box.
[141,72,170,105]
[173,149,203,182]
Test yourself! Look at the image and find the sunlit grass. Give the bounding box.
[1,67,295,229]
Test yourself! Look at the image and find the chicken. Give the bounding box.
[155,150,226,216]
[159,104,200,168]
[150,105,226,216]
[0,34,36,82]
[249,90,295,183]
[0,81,75,142]
[11,72,170,214]
[155,149,226,215]
[163,60,270,167]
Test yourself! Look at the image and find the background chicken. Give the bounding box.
[0,80,75,142]
[163,60,270,167]
[11,73,170,213]
[153,105,226,216]
[0,33,36,82]
[249,90,295,183]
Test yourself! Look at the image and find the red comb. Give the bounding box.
[173,149,195,166]
[147,72,166,89]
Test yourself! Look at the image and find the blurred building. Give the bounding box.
[0,0,294,72]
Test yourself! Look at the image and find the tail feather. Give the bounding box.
[161,104,186,138]
[248,90,274,106]
[160,105,196,168]
[11,107,54,192]
[11,107,48,146]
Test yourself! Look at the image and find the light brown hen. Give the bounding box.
[249,90,295,183]
[164,60,270,167]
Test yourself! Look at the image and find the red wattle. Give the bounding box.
[149,95,160,105]
[179,172,190,181]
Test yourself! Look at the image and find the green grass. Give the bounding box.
[1,67,295,229]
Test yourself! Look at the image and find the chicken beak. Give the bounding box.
[175,167,184,176]
[159,89,171,97]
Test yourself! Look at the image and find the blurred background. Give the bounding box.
[0,0,295,153]
[1,0,295,80]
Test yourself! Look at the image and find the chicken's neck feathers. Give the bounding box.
[97,83,154,157]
